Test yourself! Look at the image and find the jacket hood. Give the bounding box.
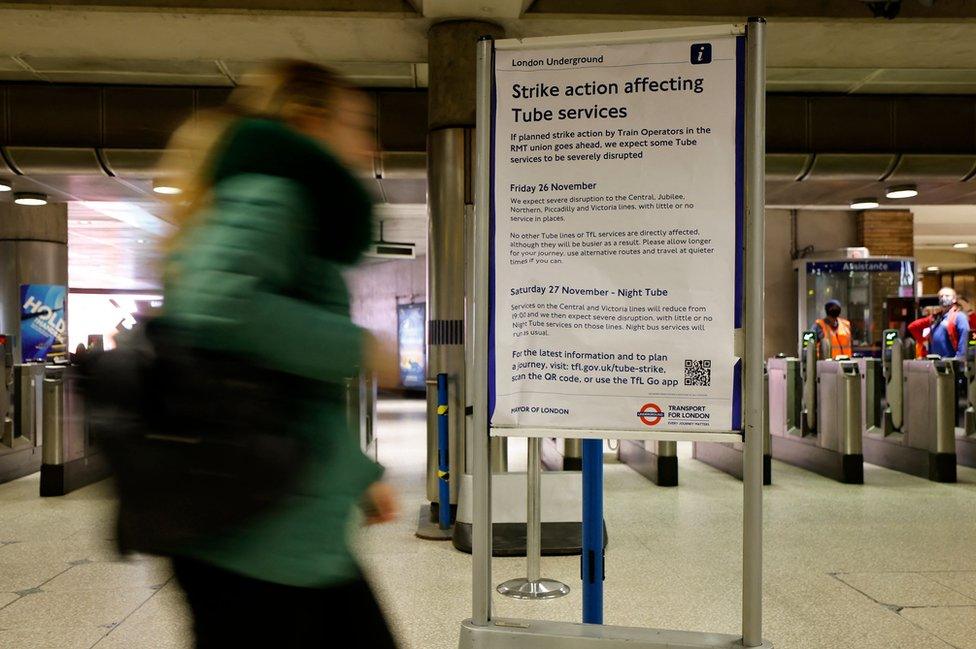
[208,118,374,265]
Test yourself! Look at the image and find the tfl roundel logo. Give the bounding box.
[638,403,664,427]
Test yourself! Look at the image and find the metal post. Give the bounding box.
[426,127,467,507]
[742,16,767,649]
[497,437,570,600]
[437,373,451,530]
[803,337,817,433]
[888,336,904,432]
[526,437,542,582]
[581,438,604,624]
[841,362,863,456]
[935,362,956,455]
[471,35,494,627]
[41,373,63,466]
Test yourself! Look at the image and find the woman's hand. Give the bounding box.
[363,482,399,525]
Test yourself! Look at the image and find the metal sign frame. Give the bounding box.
[486,24,748,441]
[463,18,769,649]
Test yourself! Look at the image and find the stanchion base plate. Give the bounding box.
[497,578,571,600]
[415,504,454,540]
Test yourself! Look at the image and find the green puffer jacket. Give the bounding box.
[160,118,382,587]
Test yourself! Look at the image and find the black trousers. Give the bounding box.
[172,558,397,648]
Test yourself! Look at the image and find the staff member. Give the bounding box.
[909,287,969,358]
[812,299,852,358]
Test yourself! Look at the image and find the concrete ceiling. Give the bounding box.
[2,3,976,91]
[8,0,976,287]
[909,206,976,272]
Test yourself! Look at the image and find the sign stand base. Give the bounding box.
[497,578,570,600]
[460,619,773,649]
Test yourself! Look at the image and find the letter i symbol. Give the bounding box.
[690,43,711,65]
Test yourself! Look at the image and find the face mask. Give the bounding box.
[826,307,841,318]
[939,295,955,308]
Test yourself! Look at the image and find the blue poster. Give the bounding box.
[397,303,426,390]
[20,284,67,362]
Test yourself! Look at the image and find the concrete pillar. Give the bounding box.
[0,203,69,363]
[426,20,504,506]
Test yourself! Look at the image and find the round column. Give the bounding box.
[0,202,69,363]
[426,20,504,506]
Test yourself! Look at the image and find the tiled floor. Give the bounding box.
[1,399,975,648]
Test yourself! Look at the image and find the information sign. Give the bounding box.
[490,35,744,434]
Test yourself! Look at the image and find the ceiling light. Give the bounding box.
[953,242,969,249]
[885,184,918,199]
[137,239,146,244]
[926,266,940,272]
[14,192,48,206]
[152,180,182,195]
[0,180,11,192]
[850,197,879,210]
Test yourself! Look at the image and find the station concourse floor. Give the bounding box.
[1,400,976,648]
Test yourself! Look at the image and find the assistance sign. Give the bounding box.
[490,34,744,434]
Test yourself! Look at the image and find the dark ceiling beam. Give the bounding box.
[529,0,976,20]
[0,0,418,11]
[0,84,427,152]
[2,83,974,157]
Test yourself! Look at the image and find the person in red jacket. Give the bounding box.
[908,287,970,358]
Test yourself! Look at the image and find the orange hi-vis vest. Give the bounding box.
[816,317,852,358]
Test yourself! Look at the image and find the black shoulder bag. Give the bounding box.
[81,321,311,556]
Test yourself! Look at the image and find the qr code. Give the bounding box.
[684,359,711,386]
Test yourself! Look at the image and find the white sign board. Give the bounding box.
[489,33,744,436]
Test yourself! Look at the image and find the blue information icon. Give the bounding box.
[690,43,712,65]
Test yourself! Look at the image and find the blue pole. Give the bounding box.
[436,373,451,530]
[581,438,604,624]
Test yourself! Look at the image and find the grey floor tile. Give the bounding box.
[1,401,976,649]
[0,587,156,630]
[0,559,72,592]
[0,538,119,565]
[899,605,976,649]
[0,625,109,649]
[43,559,171,592]
[836,572,976,608]
[92,582,192,649]
[925,571,976,600]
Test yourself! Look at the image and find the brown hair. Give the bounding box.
[159,60,349,241]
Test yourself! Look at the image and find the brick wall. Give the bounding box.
[856,209,914,257]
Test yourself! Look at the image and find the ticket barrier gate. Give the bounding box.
[692,368,772,485]
[858,330,956,482]
[955,335,976,468]
[768,332,864,483]
[39,365,111,496]
[345,371,378,462]
[0,348,46,484]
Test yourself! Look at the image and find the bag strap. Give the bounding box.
[947,307,960,352]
